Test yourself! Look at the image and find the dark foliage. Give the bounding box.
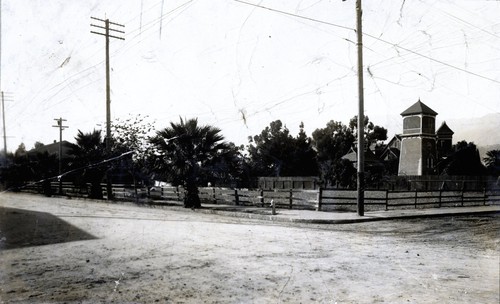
[68,130,108,199]
[247,121,318,178]
[312,120,355,187]
[439,141,487,176]
[150,118,232,208]
[483,150,500,176]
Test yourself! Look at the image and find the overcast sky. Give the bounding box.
[1,0,499,152]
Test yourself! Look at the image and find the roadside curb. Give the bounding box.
[7,192,499,225]
[147,202,500,224]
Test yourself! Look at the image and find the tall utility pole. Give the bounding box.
[355,0,365,216]
[53,118,68,194]
[1,91,7,157]
[90,17,124,152]
[1,0,4,157]
[0,91,12,158]
[91,16,124,200]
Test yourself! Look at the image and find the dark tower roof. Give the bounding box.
[400,100,438,116]
[436,121,454,135]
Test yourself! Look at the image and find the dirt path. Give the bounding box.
[1,193,498,303]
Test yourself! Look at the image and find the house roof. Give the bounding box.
[436,121,454,135]
[400,100,438,116]
[385,134,401,148]
[341,148,382,164]
[28,140,74,157]
[379,134,402,160]
[382,147,400,160]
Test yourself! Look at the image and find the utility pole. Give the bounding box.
[0,91,12,158]
[90,16,124,151]
[1,0,4,158]
[90,16,124,200]
[355,0,365,216]
[1,92,6,157]
[53,117,68,194]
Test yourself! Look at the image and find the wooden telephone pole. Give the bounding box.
[1,92,7,157]
[355,0,365,216]
[90,17,124,151]
[90,17,124,200]
[52,117,68,194]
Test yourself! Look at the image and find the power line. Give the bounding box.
[233,0,500,85]
[234,0,353,32]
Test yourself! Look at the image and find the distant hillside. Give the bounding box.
[478,144,500,163]
[445,113,500,160]
[446,113,500,146]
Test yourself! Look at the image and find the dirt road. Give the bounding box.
[1,193,498,303]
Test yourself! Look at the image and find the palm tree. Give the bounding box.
[150,118,228,208]
[69,130,107,199]
[483,150,500,175]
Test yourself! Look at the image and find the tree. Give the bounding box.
[200,142,247,187]
[440,141,486,176]
[33,141,45,150]
[0,151,31,191]
[349,115,388,147]
[30,151,58,196]
[334,158,357,188]
[14,143,27,158]
[111,114,155,162]
[0,144,58,194]
[68,130,107,199]
[293,123,319,176]
[111,114,156,188]
[150,118,229,208]
[312,120,355,187]
[483,150,500,176]
[247,120,318,178]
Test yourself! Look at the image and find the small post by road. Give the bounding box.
[316,187,323,211]
[271,199,276,215]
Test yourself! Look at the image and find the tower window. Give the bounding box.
[422,116,435,133]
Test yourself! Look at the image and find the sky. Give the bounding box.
[1,0,499,153]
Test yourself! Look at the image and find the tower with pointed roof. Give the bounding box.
[398,99,438,175]
[436,121,454,160]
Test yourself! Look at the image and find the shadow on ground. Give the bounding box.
[0,207,96,250]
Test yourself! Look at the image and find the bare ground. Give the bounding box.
[0,193,498,303]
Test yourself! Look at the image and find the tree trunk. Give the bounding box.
[184,169,201,209]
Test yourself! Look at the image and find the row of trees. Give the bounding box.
[1,115,499,208]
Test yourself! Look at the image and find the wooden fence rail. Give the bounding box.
[18,182,500,212]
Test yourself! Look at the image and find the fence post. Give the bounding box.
[438,189,442,208]
[289,189,293,209]
[212,187,217,204]
[483,188,487,206]
[461,189,464,206]
[234,189,239,206]
[385,190,389,211]
[176,186,181,201]
[316,187,323,211]
[260,189,264,207]
[414,189,418,209]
